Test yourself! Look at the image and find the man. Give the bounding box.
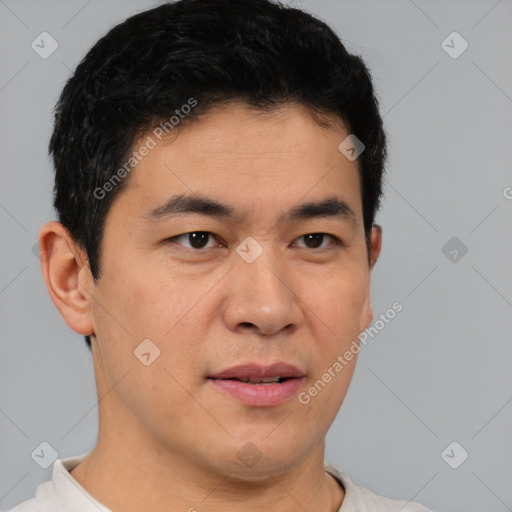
[9,0,434,510]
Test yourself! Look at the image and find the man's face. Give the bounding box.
[84,102,380,477]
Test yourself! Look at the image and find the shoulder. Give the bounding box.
[325,463,435,512]
[5,497,38,512]
[5,477,62,512]
[5,460,71,512]
[5,454,94,512]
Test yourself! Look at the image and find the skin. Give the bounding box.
[40,101,382,512]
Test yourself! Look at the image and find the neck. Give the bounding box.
[70,436,344,512]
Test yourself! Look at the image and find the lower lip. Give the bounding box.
[208,377,305,407]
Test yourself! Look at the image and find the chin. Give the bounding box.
[206,435,313,480]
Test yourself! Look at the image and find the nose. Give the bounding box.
[221,244,303,337]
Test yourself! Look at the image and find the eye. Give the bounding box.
[169,231,222,250]
[166,232,342,251]
[293,233,342,250]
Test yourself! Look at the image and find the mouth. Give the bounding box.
[212,376,294,384]
[207,362,306,407]
[208,361,305,381]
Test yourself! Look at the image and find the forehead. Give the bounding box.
[110,102,362,226]
[163,101,349,155]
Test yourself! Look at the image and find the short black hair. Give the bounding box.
[49,0,387,350]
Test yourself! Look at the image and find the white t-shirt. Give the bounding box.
[7,454,433,512]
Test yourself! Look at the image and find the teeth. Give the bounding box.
[238,376,281,383]
[260,376,280,383]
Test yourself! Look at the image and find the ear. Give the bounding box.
[369,224,382,271]
[360,224,383,331]
[39,221,95,336]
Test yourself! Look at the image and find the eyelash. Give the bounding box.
[166,232,343,251]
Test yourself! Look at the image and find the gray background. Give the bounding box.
[1,0,511,511]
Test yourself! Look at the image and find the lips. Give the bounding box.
[207,362,306,407]
[208,362,305,382]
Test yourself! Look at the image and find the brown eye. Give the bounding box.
[293,233,341,250]
[170,231,218,250]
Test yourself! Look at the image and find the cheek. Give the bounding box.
[301,277,369,402]
[298,352,357,436]
[311,274,370,340]
[103,262,177,338]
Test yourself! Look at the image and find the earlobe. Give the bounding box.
[39,221,95,336]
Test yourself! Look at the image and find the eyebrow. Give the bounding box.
[143,194,357,227]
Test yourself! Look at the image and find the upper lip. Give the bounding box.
[208,362,305,380]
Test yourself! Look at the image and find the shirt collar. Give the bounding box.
[50,453,112,512]
[324,462,360,511]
